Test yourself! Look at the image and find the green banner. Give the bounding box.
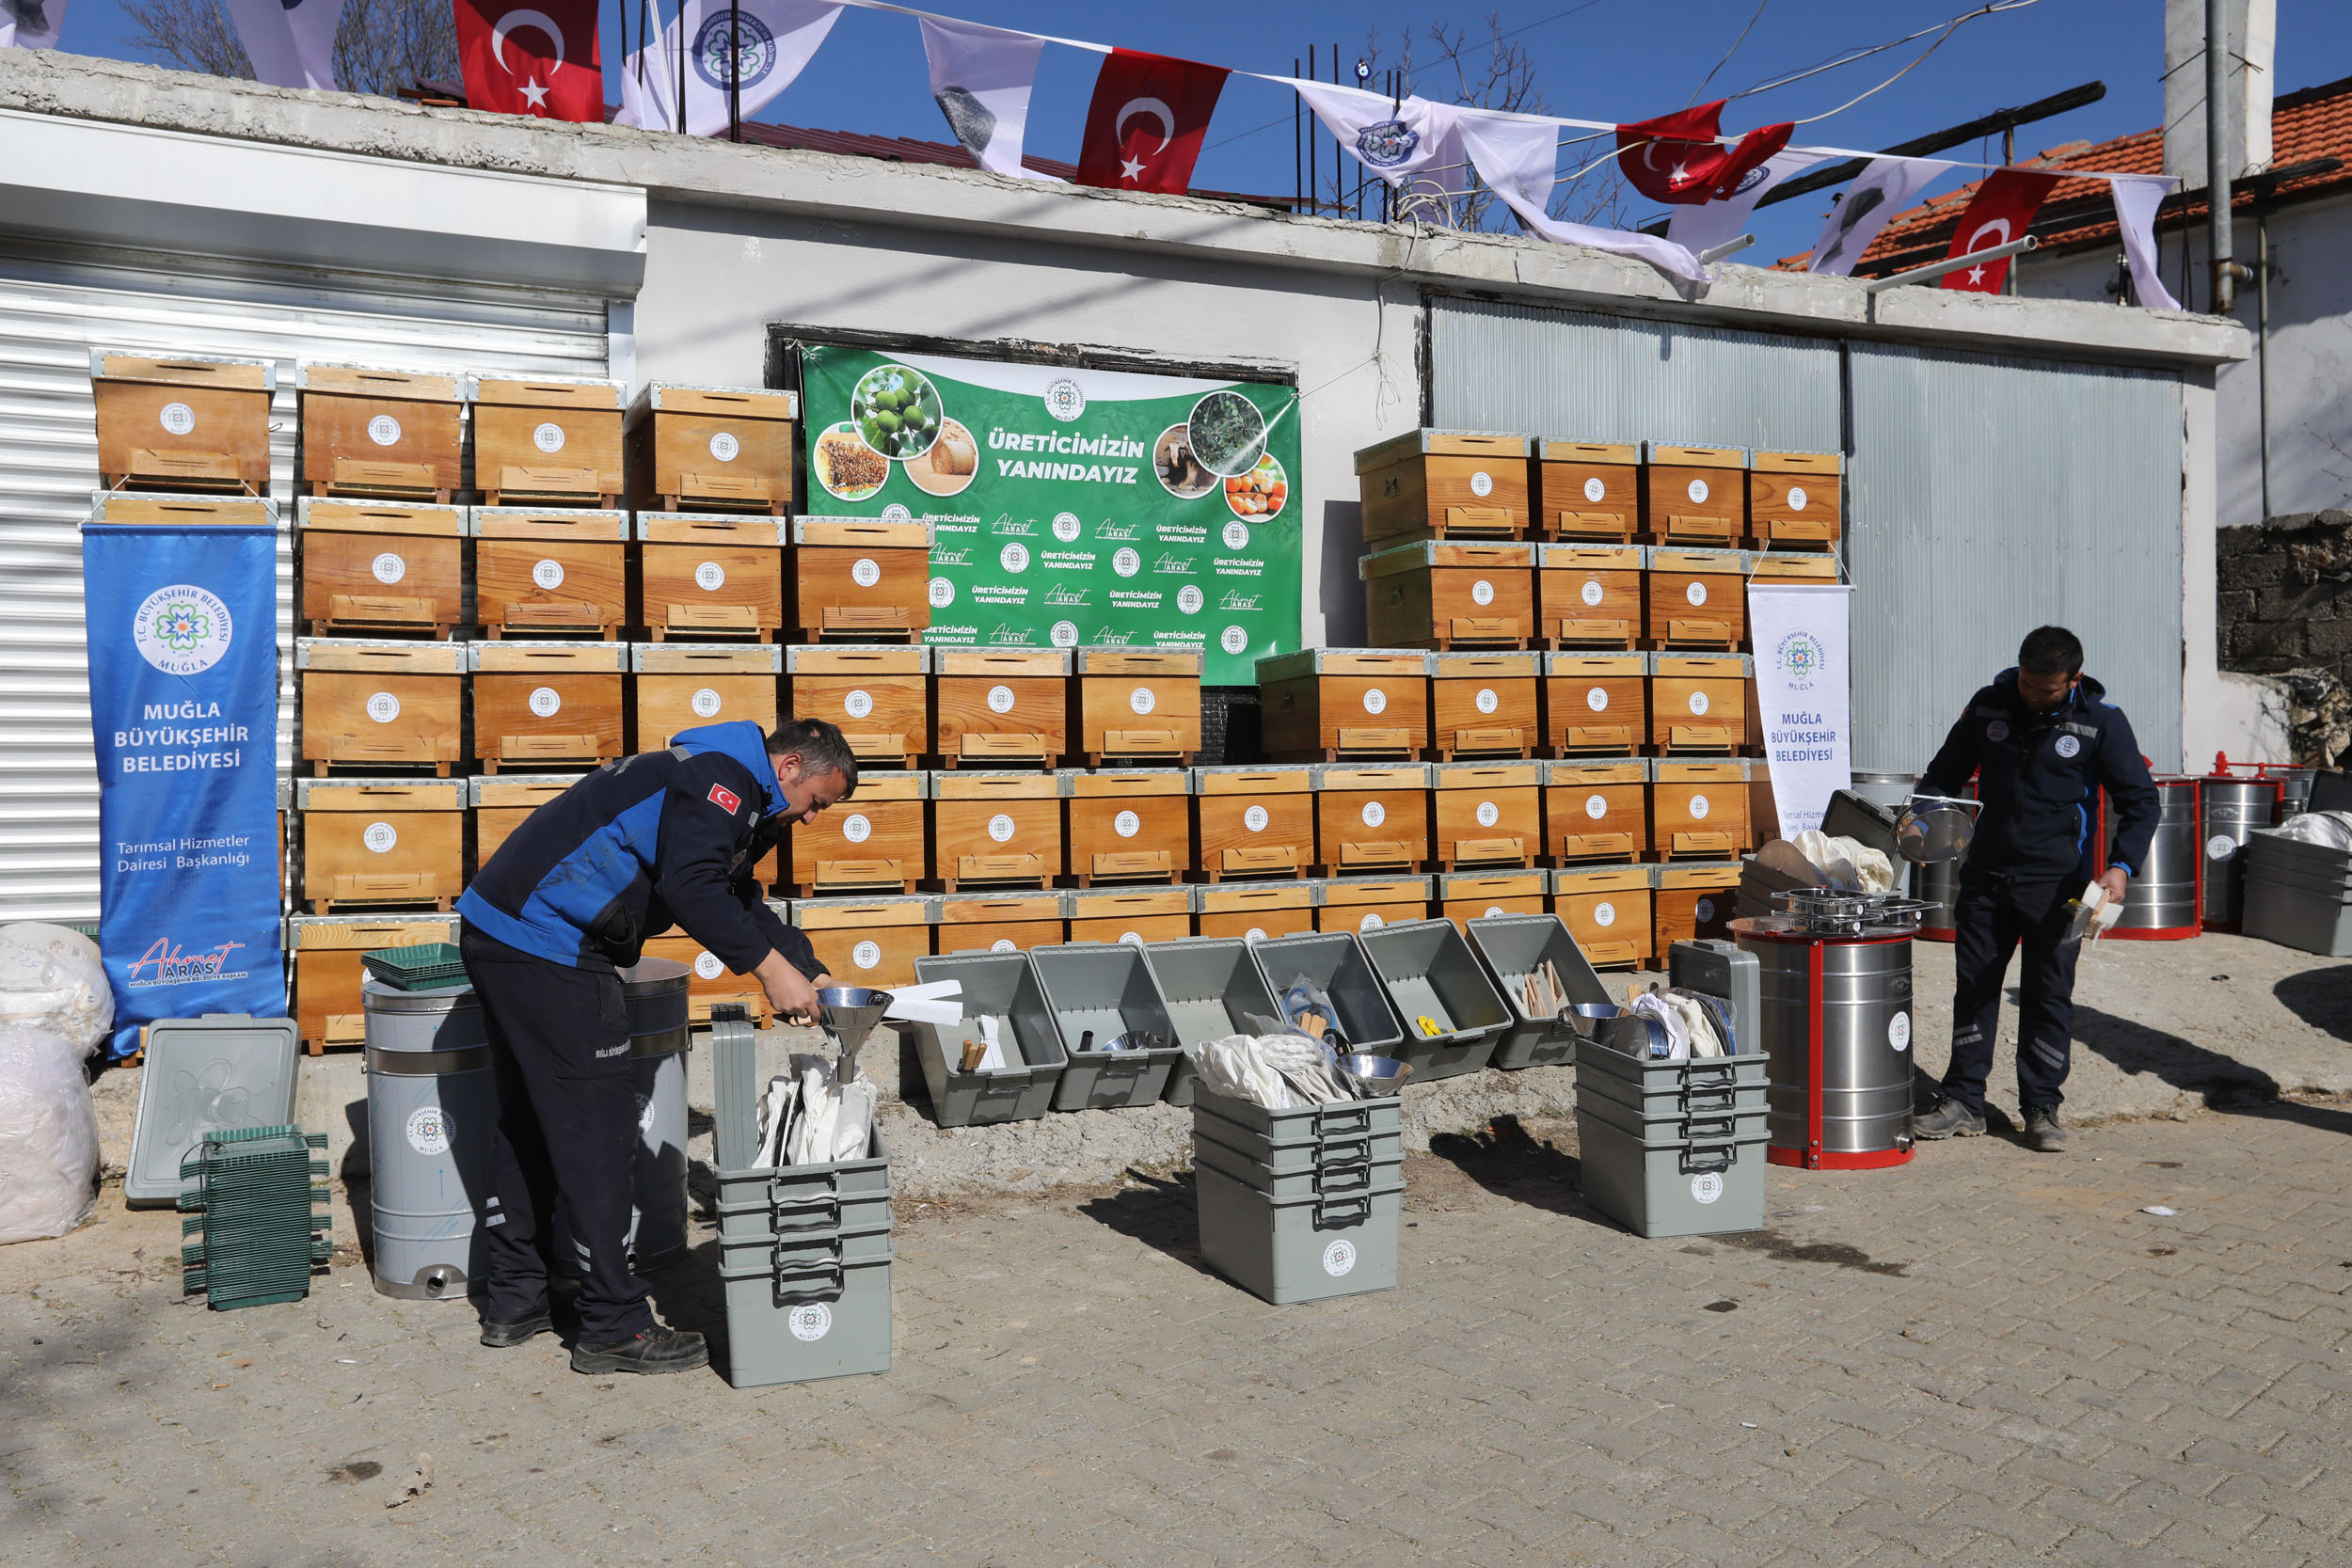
[801,345,1302,685]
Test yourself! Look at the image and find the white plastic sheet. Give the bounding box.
[0,924,113,1056]
[0,1026,99,1244]
[2275,811,2352,850]
[1788,832,1895,895]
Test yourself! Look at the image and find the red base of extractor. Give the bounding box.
[2102,924,2199,942]
[1769,1144,1915,1170]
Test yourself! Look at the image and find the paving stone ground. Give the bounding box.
[8,1094,2352,1567]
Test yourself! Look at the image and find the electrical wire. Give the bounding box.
[1687,0,1772,109]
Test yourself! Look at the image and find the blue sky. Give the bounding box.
[56,0,2352,262]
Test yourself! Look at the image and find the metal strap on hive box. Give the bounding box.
[1679,1144,1735,1175]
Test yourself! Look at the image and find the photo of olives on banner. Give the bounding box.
[850,363,946,463]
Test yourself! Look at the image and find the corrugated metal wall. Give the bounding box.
[1849,345,2184,773]
[0,239,612,923]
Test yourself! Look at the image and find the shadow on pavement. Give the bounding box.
[2274,967,2352,1042]
[1425,1116,1614,1228]
[2072,1001,2281,1107]
[1073,1169,1223,1283]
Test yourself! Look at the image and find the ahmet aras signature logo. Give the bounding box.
[126,936,248,990]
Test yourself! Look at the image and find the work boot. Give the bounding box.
[2023,1104,2068,1152]
[479,1306,554,1349]
[570,1322,708,1376]
[1913,1097,1985,1140]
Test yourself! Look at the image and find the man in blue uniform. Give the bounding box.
[456,717,857,1373]
[1913,627,2158,1153]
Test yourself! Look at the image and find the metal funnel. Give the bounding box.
[818,986,893,1078]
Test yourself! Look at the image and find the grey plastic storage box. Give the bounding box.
[1140,938,1283,1108]
[909,952,1068,1126]
[1247,931,1405,1058]
[1574,1108,1767,1238]
[1193,1089,1404,1176]
[126,1014,301,1206]
[1464,914,1607,1069]
[1667,939,1760,1054]
[1576,1049,1769,1122]
[1193,1163,1403,1305]
[1356,919,1509,1080]
[1575,1081,1768,1148]
[1193,1123,1403,1201]
[1028,942,1184,1110]
[2242,831,2352,957]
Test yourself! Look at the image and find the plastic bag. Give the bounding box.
[0,924,113,1057]
[0,1026,100,1244]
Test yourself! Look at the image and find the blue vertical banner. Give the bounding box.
[83,517,285,1058]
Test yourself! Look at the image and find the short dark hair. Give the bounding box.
[768,718,859,795]
[2018,626,2084,677]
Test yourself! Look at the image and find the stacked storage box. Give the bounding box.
[1192,1087,1404,1305]
[1575,1025,1769,1238]
[2243,830,2352,956]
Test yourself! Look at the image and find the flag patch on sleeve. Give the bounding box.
[707,783,742,815]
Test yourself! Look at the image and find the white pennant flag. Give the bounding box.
[0,0,69,51]
[615,22,680,131]
[1806,156,1954,277]
[658,0,842,138]
[921,16,1055,181]
[2107,174,2181,310]
[1454,108,1706,284]
[1292,79,1469,217]
[1668,147,1834,260]
[221,0,344,88]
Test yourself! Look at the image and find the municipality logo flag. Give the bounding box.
[615,0,840,137]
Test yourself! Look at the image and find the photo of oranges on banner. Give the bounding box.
[1226,452,1287,520]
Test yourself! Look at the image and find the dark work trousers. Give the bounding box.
[460,927,652,1344]
[1944,877,2082,1116]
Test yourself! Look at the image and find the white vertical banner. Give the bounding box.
[1745,582,1852,836]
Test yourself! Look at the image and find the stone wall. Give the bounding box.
[2217,511,2352,764]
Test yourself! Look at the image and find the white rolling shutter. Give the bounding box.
[0,238,613,922]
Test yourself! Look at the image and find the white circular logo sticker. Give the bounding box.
[1475,800,1501,828]
[1112,547,1141,578]
[1686,581,1708,607]
[1584,794,1608,820]
[1222,521,1249,549]
[1687,478,1709,505]
[1113,810,1141,838]
[1986,720,2010,743]
[882,504,913,525]
[1694,896,1718,923]
[1889,1012,1912,1053]
[1053,513,1083,543]
[1470,578,1496,607]
[1593,901,1616,927]
[1322,1239,1358,1276]
[639,1088,660,1130]
[788,1303,833,1341]
[844,689,874,720]
[694,951,724,980]
[1582,476,1606,503]
[2205,833,2235,861]
[1119,931,1144,947]
[1690,794,1711,820]
[1360,912,1384,931]
[851,557,882,588]
[1049,620,1078,647]
[991,939,1017,953]
[1485,905,1506,918]
[371,552,406,585]
[532,421,565,453]
[1788,485,1809,512]
[1042,377,1086,421]
[986,813,1018,844]
[528,686,562,718]
[1362,688,1388,716]
[1475,688,1500,715]
[1220,626,1250,657]
[850,941,882,970]
[708,431,739,463]
[694,561,727,592]
[1581,579,1605,607]
[405,1106,451,1157]
[986,684,1017,714]
[1243,805,1269,833]
[841,813,872,843]
[929,578,956,609]
[1177,586,1204,615]
[1689,691,1711,716]
[366,691,401,723]
[158,402,196,436]
[1585,687,1610,713]
[363,821,397,853]
[1691,1172,1724,1205]
[1360,800,1386,829]
[532,559,564,591]
[1129,687,1156,716]
[1469,471,1494,498]
[2056,735,2082,758]
[361,413,401,448]
[690,687,723,719]
[999,543,1029,574]
[131,584,234,676]
[1245,927,1268,942]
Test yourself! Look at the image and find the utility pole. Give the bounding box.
[2206,0,2239,311]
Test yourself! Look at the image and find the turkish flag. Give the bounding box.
[1616,101,1792,205]
[455,0,603,122]
[1075,48,1230,194]
[1940,167,2061,291]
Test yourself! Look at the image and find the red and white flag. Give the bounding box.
[1616,102,1791,206]
[455,0,603,122]
[1941,167,2060,292]
[1075,48,1228,195]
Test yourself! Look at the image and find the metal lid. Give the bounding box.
[361,975,481,1014]
[618,957,691,995]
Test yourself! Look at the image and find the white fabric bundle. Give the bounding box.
[1788,832,1896,894]
[0,1026,99,1244]
[2276,811,2352,849]
[752,1054,877,1168]
[1184,1033,1352,1110]
[1628,990,1725,1062]
[0,924,112,1055]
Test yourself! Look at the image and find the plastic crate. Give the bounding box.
[127,1015,300,1206]
[1574,1083,1769,1148]
[1357,919,1509,1080]
[1191,1088,1404,1174]
[1027,942,1184,1111]
[1193,1126,1403,1202]
[178,1125,330,1310]
[909,952,1068,1126]
[1464,914,1608,1069]
[1140,938,1282,1108]
[2243,832,2352,956]
[1247,932,1406,1058]
[359,942,471,990]
[1574,1108,1766,1239]
[712,1125,894,1387]
[1194,1163,1403,1305]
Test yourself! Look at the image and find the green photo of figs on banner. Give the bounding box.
[800,344,1303,686]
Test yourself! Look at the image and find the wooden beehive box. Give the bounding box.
[1195,881,1316,942]
[1067,887,1192,946]
[294,777,464,913]
[1317,876,1430,934]
[469,774,578,877]
[630,641,781,749]
[296,498,465,636]
[1310,764,1433,876]
[1255,649,1430,762]
[1430,650,1539,759]
[1544,758,1651,863]
[1433,761,1542,871]
[1072,648,1201,766]
[934,892,1065,955]
[468,641,625,771]
[1645,549,1749,650]
[1747,451,1842,551]
[1065,769,1191,886]
[294,363,462,500]
[86,493,275,527]
[1361,541,1536,650]
[1654,861,1740,954]
[1748,550,1840,583]
[634,512,786,641]
[1641,443,1746,546]
[933,648,1070,768]
[1543,652,1649,755]
[1536,544,1645,649]
[790,895,930,989]
[1355,430,1533,545]
[89,350,273,493]
[1439,870,1548,932]
[788,769,926,895]
[1534,439,1640,543]
[626,383,797,515]
[469,375,625,506]
[1551,865,1652,969]
[297,638,464,774]
[930,771,1061,892]
[1193,766,1314,882]
[289,913,456,1054]
[1652,761,1756,859]
[471,507,628,638]
[639,933,773,1024]
[788,518,932,641]
[787,644,928,769]
[1650,654,1753,753]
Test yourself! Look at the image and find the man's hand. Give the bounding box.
[755,949,821,1024]
[2097,867,2129,908]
